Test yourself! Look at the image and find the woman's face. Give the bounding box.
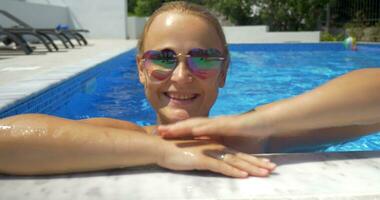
[137,12,227,124]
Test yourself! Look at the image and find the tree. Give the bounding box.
[133,0,207,17]
[256,0,330,31]
[128,0,331,31]
[128,0,137,15]
[200,0,330,29]
[206,0,255,25]
[134,0,162,17]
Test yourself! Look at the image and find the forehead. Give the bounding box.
[144,12,224,52]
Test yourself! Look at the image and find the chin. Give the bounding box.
[157,109,191,125]
[158,107,210,125]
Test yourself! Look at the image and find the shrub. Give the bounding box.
[320,32,345,42]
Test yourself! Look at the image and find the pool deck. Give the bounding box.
[0,40,380,200]
[0,39,138,113]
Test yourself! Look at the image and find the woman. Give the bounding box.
[0,2,275,178]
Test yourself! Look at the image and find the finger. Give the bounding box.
[235,153,277,171]
[158,118,210,138]
[201,157,249,178]
[160,116,241,138]
[222,154,271,177]
[192,118,239,137]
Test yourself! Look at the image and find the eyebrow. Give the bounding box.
[151,47,223,54]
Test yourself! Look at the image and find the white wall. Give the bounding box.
[1,0,128,39]
[54,0,128,39]
[223,26,320,43]
[223,26,268,40]
[0,0,72,28]
[23,0,66,7]
[265,32,321,43]
[127,16,147,39]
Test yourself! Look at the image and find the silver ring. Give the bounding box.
[218,153,227,160]
[206,149,235,161]
[212,151,227,160]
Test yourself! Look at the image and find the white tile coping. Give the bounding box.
[0,151,379,199]
[0,39,138,112]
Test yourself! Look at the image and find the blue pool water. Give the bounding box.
[49,43,380,152]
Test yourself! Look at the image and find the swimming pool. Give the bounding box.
[2,43,380,152]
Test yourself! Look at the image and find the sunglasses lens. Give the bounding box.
[187,48,224,79]
[143,49,177,80]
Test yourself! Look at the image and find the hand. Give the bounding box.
[157,114,272,153]
[158,114,271,139]
[156,138,276,178]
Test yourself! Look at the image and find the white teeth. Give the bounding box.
[166,92,197,100]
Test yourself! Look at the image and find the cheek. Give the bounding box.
[144,82,157,99]
[144,81,165,110]
[199,77,220,105]
[191,69,219,80]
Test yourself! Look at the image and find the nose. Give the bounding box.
[170,59,192,83]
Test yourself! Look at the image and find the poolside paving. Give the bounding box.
[0,39,137,112]
[0,40,380,199]
[0,151,379,199]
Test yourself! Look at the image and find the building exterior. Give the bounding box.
[0,0,128,39]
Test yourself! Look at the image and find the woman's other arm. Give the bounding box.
[159,68,380,152]
[257,68,380,133]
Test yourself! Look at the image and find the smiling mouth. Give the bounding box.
[163,92,199,103]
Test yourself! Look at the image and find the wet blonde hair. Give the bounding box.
[137,1,229,58]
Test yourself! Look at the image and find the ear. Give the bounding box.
[218,70,227,88]
[136,55,146,85]
[218,57,229,88]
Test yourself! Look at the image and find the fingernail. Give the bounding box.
[157,130,167,136]
[262,158,270,162]
[260,168,269,175]
[240,171,248,177]
[269,163,277,168]
[160,132,170,137]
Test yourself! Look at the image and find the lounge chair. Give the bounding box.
[0,9,73,49]
[0,25,56,52]
[0,26,34,54]
[0,10,89,49]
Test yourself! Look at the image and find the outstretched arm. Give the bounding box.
[257,68,380,133]
[159,68,380,152]
[79,117,147,133]
[0,114,275,177]
[0,114,160,175]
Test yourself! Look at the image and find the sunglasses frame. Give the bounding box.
[140,48,226,81]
